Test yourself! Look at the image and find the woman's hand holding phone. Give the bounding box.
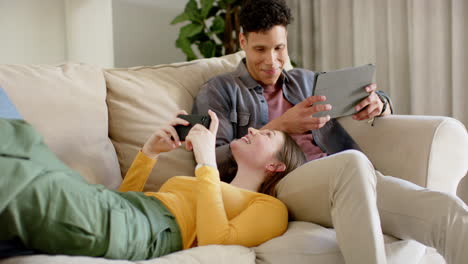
[141,109,219,164]
[142,110,190,159]
[185,110,219,168]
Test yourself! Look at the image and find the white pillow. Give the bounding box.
[0,64,121,188]
[104,52,245,190]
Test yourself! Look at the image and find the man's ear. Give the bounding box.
[265,162,286,173]
[239,32,247,50]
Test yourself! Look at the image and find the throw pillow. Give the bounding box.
[0,64,122,188]
[0,86,22,119]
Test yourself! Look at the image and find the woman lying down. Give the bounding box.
[0,110,306,260]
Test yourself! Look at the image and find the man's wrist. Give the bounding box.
[376,93,388,116]
[262,118,287,133]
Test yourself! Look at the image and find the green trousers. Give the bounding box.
[0,119,182,260]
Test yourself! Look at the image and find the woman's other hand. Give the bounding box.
[185,110,219,167]
[142,110,190,159]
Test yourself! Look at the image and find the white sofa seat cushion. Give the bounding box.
[254,221,441,264]
[0,245,255,264]
[0,64,121,188]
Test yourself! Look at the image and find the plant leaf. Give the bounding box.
[176,37,198,61]
[180,23,204,39]
[171,12,190,25]
[210,16,225,34]
[189,32,210,43]
[171,0,242,60]
[208,6,220,17]
[218,1,227,10]
[199,40,216,58]
[201,0,215,18]
[185,0,202,23]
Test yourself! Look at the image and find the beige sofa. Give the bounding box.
[0,52,467,264]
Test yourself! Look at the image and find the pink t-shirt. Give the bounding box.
[263,86,327,161]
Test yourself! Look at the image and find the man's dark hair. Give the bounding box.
[239,0,293,34]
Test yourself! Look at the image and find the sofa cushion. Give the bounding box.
[104,52,246,190]
[254,221,435,264]
[0,245,255,264]
[0,64,121,188]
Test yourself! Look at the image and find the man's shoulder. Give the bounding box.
[286,67,315,78]
[196,70,240,99]
[205,70,238,87]
[285,68,316,90]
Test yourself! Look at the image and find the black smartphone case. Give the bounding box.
[174,114,211,141]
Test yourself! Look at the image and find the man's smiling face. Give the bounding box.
[240,25,289,86]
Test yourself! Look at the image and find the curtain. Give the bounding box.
[286,0,468,127]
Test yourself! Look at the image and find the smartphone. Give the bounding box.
[174,114,211,141]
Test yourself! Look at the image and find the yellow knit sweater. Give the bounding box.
[118,151,288,249]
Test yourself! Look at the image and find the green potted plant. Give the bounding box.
[171,0,243,61]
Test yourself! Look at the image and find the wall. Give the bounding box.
[65,0,114,68]
[0,0,187,67]
[0,0,66,65]
[112,0,186,67]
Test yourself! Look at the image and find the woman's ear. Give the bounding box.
[265,162,286,173]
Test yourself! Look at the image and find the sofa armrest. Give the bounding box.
[338,115,468,198]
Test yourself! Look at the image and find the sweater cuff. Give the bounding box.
[137,150,158,166]
[195,165,220,180]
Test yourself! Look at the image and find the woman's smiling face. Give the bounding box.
[230,128,285,170]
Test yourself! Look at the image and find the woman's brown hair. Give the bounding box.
[258,132,307,196]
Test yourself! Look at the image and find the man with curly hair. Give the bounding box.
[194,0,392,177]
[193,1,468,263]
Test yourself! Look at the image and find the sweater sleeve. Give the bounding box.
[195,166,289,247]
[118,151,157,192]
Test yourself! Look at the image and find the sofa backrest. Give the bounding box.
[104,51,247,190]
[0,64,122,188]
[0,51,292,191]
